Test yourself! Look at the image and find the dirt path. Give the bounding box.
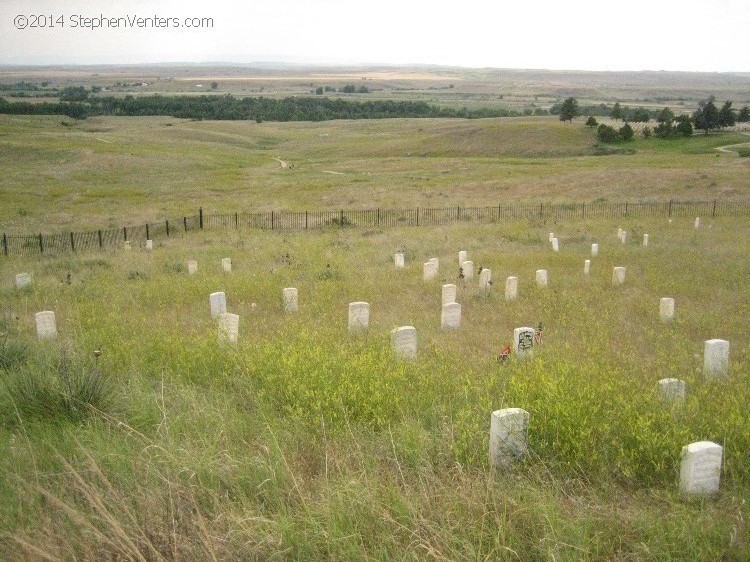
[715,132,750,155]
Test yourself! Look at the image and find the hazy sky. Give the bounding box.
[1,0,748,71]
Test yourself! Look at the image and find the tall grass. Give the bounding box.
[0,217,748,559]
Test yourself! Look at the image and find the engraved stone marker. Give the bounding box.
[513,327,535,358]
[535,270,548,289]
[222,258,232,272]
[458,250,467,266]
[505,276,518,300]
[429,257,439,273]
[283,288,298,312]
[489,408,530,470]
[462,261,474,280]
[124,241,131,251]
[348,302,370,331]
[35,311,57,340]
[621,231,627,244]
[703,339,729,378]
[391,326,417,359]
[617,227,623,239]
[660,297,675,321]
[584,259,591,276]
[187,260,198,275]
[643,234,649,247]
[15,273,31,289]
[210,292,227,319]
[612,266,626,286]
[552,237,559,252]
[218,313,239,344]
[549,232,554,242]
[680,441,722,496]
[442,284,457,306]
[423,261,437,281]
[395,253,405,268]
[145,239,153,251]
[478,268,492,292]
[591,243,599,257]
[658,378,686,403]
[695,217,701,229]
[441,302,461,329]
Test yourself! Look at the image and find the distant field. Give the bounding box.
[1,114,749,234]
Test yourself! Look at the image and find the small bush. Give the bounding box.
[2,346,114,423]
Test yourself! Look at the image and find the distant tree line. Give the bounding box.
[0,94,529,121]
[553,96,749,143]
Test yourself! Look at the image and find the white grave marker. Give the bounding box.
[695,217,701,229]
[35,311,57,340]
[348,302,370,331]
[617,227,623,239]
[659,297,675,321]
[15,273,31,289]
[145,239,153,251]
[612,266,626,286]
[489,408,530,470]
[218,313,239,344]
[124,241,131,251]
[462,261,474,280]
[442,284,457,306]
[458,250,467,267]
[429,257,439,270]
[513,327,535,358]
[187,260,198,275]
[584,259,591,276]
[591,243,599,257]
[210,292,227,319]
[658,378,686,403]
[703,339,729,378]
[535,270,548,289]
[478,268,492,292]
[505,276,518,301]
[643,234,649,247]
[552,237,559,252]
[680,441,722,496]
[549,232,554,242]
[423,261,437,281]
[441,302,461,330]
[395,253,405,268]
[391,326,417,359]
[283,288,298,312]
[222,258,232,272]
[621,231,627,244]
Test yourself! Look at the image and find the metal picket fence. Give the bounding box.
[3,200,749,258]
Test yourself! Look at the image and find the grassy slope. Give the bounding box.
[0,217,748,560]
[1,115,748,233]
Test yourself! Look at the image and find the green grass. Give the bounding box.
[1,115,748,233]
[0,217,748,559]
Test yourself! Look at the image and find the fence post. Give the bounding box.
[305,210,308,229]
[625,202,628,217]
[70,232,75,252]
[199,207,203,229]
[2,233,7,256]
[582,202,585,219]
[146,223,150,240]
[123,227,128,242]
[377,208,380,225]
[457,206,460,222]
[539,202,543,218]
[271,210,274,230]
[165,220,169,237]
[39,233,43,254]
[712,199,717,218]
[668,199,673,217]
[416,207,420,226]
[340,209,344,227]
[98,230,103,249]
[183,217,188,232]
[235,212,238,228]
